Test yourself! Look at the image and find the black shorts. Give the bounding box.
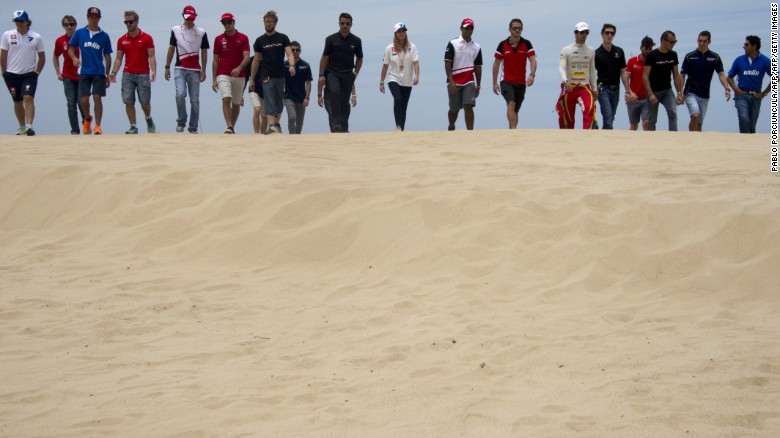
[3,71,38,102]
[500,81,526,112]
[79,74,107,97]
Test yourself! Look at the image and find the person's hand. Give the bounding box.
[164,69,170,81]
[648,94,658,105]
[413,76,419,86]
[109,72,117,83]
[676,93,684,105]
[447,81,456,94]
[493,83,499,95]
[200,71,206,82]
[526,75,535,86]
[289,65,296,77]
[212,79,217,92]
[150,71,156,83]
[230,67,242,77]
[248,81,255,92]
[724,88,731,102]
[475,85,481,98]
[56,71,63,81]
[379,83,385,94]
[317,95,324,107]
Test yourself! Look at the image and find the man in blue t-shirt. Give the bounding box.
[284,41,313,134]
[68,7,112,135]
[680,31,731,132]
[727,35,771,134]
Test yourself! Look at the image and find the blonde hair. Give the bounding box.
[393,32,409,54]
[124,11,139,21]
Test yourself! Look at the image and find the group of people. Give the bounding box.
[0,7,772,135]
[555,21,772,134]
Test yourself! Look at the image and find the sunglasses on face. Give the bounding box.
[340,21,351,26]
[63,22,76,27]
[576,30,589,35]
[291,48,301,52]
[666,39,677,45]
[124,20,136,25]
[604,31,615,36]
[511,26,522,31]
[221,20,234,25]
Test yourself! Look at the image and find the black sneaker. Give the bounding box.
[26,127,35,136]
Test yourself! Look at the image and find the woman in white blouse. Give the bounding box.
[379,22,420,131]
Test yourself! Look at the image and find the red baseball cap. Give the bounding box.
[221,13,234,22]
[461,18,474,28]
[182,6,197,20]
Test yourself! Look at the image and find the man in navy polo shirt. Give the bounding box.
[680,31,731,132]
[727,35,771,134]
[68,6,112,135]
[594,23,628,130]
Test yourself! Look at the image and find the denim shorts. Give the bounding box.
[685,93,709,123]
[121,73,152,105]
[626,98,649,125]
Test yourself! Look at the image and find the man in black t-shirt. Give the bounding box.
[594,23,628,129]
[642,30,684,131]
[250,10,294,134]
[317,12,363,133]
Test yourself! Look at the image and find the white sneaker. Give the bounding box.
[15,126,26,135]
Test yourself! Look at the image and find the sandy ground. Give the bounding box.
[1,130,779,437]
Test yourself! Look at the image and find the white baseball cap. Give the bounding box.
[574,22,589,32]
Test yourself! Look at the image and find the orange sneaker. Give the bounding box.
[82,115,92,134]
[94,125,102,135]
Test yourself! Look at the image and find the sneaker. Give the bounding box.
[94,125,102,135]
[71,130,80,135]
[395,126,403,132]
[188,127,198,134]
[224,126,234,134]
[16,126,26,135]
[25,127,35,136]
[83,115,93,135]
[146,118,156,133]
[176,125,185,133]
[271,124,282,134]
[125,126,139,134]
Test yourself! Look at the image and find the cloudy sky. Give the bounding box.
[1,0,773,135]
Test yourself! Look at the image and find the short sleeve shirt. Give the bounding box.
[117,30,154,74]
[69,26,113,75]
[645,49,678,92]
[284,58,313,102]
[445,36,482,86]
[169,25,209,70]
[253,32,291,78]
[322,32,363,73]
[595,44,626,87]
[214,31,250,76]
[54,34,79,80]
[494,37,535,84]
[1,29,45,74]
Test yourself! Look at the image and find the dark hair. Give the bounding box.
[661,30,676,42]
[641,35,654,49]
[746,35,761,51]
[509,18,523,28]
[339,12,352,22]
[698,30,711,42]
[61,15,76,26]
[601,23,616,33]
[291,40,301,48]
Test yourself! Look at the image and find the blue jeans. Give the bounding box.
[734,93,762,133]
[647,88,678,131]
[63,77,85,134]
[174,68,201,130]
[597,86,620,129]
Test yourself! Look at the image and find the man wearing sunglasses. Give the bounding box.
[492,18,535,129]
[727,35,771,134]
[1,10,45,135]
[68,7,112,135]
[318,12,363,133]
[165,5,209,134]
[284,41,312,134]
[594,23,628,130]
[642,30,683,131]
[53,15,85,134]
[110,11,156,134]
[212,12,250,134]
[556,22,598,129]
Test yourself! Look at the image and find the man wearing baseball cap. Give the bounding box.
[68,6,112,135]
[165,5,209,133]
[445,18,483,130]
[1,10,46,135]
[212,12,250,134]
[556,21,598,129]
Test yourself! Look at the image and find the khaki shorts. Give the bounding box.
[249,91,265,115]
[217,75,245,105]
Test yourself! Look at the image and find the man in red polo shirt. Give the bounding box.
[212,12,250,134]
[53,14,85,134]
[109,10,156,134]
[492,18,536,129]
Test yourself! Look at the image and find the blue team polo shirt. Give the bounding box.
[681,49,724,99]
[727,52,771,92]
[68,26,113,75]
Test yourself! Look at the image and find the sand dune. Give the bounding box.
[1,130,779,436]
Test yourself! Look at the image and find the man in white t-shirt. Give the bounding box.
[0,10,45,135]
